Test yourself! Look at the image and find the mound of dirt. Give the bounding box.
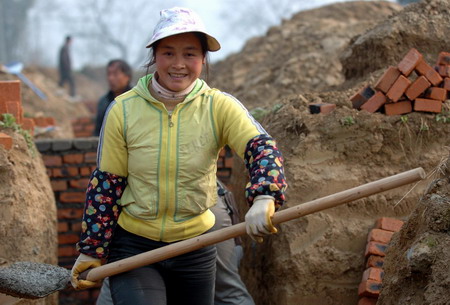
[341,0,450,80]
[378,157,450,305]
[0,67,92,138]
[213,1,450,304]
[0,129,58,305]
[210,1,402,109]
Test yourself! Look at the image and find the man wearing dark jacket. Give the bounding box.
[58,35,76,97]
[94,59,132,136]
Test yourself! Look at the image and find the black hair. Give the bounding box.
[65,35,72,42]
[144,32,210,81]
[107,59,133,82]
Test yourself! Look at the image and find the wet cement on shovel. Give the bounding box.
[0,262,71,299]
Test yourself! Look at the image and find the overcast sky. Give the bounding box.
[24,0,394,70]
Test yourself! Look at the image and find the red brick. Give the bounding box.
[414,98,442,113]
[5,101,23,124]
[76,117,94,124]
[66,167,79,176]
[309,103,336,114]
[398,48,422,76]
[0,81,21,115]
[46,117,56,126]
[384,100,412,116]
[365,241,388,257]
[21,118,35,136]
[52,168,64,177]
[386,75,411,102]
[84,151,97,163]
[224,156,234,169]
[415,60,443,86]
[366,255,385,268]
[424,87,447,101]
[58,233,80,245]
[362,267,384,282]
[51,180,68,191]
[358,297,378,305]
[58,222,69,233]
[80,167,92,177]
[374,66,401,93]
[350,86,375,109]
[435,65,450,78]
[368,228,395,244]
[58,246,79,257]
[90,165,97,172]
[437,51,450,65]
[57,208,84,220]
[443,78,450,91]
[69,178,90,189]
[0,133,13,150]
[42,155,63,167]
[32,117,48,127]
[60,192,86,203]
[358,280,382,298]
[63,153,84,164]
[74,131,93,138]
[375,217,404,232]
[84,124,95,133]
[361,92,387,113]
[71,222,82,232]
[405,76,431,100]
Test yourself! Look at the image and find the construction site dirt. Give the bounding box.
[1,1,450,305]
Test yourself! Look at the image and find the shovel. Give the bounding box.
[0,167,426,299]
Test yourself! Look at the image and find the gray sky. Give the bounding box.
[23,0,394,70]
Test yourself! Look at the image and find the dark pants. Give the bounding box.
[59,72,75,97]
[108,225,216,305]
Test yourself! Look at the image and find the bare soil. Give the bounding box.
[0,129,58,305]
[378,156,450,305]
[214,1,450,304]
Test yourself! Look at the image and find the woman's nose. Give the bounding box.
[172,55,185,69]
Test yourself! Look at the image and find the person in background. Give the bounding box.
[71,7,287,305]
[94,60,133,136]
[95,180,255,305]
[58,35,76,97]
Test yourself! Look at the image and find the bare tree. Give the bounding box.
[0,0,35,63]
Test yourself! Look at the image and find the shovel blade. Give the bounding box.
[0,262,70,299]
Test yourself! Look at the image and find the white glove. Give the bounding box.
[70,253,102,290]
[245,195,277,243]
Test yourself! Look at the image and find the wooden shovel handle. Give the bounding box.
[81,167,426,282]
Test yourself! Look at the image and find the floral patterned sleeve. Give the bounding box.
[76,168,127,259]
[244,134,288,209]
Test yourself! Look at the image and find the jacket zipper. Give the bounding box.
[168,113,174,127]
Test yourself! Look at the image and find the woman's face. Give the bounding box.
[155,33,205,92]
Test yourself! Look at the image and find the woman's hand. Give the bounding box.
[244,195,277,243]
[70,253,102,290]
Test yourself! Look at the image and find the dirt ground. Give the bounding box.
[213,1,450,304]
[0,130,58,305]
[378,156,450,305]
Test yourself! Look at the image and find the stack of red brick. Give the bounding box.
[351,49,450,115]
[358,217,404,305]
[72,117,95,138]
[0,80,35,150]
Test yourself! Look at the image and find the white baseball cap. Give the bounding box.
[146,7,221,52]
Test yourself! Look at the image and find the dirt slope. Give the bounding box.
[378,156,450,305]
[341,0,450,80]
[214,1,450,304]
[210,1,402,109]
[0,129,58,305]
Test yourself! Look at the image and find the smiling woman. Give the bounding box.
[69,6,287,305]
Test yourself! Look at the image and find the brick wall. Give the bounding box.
[35,137,234,305]
[72,117,95,138]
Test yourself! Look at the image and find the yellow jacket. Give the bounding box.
[97,74,265,242]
